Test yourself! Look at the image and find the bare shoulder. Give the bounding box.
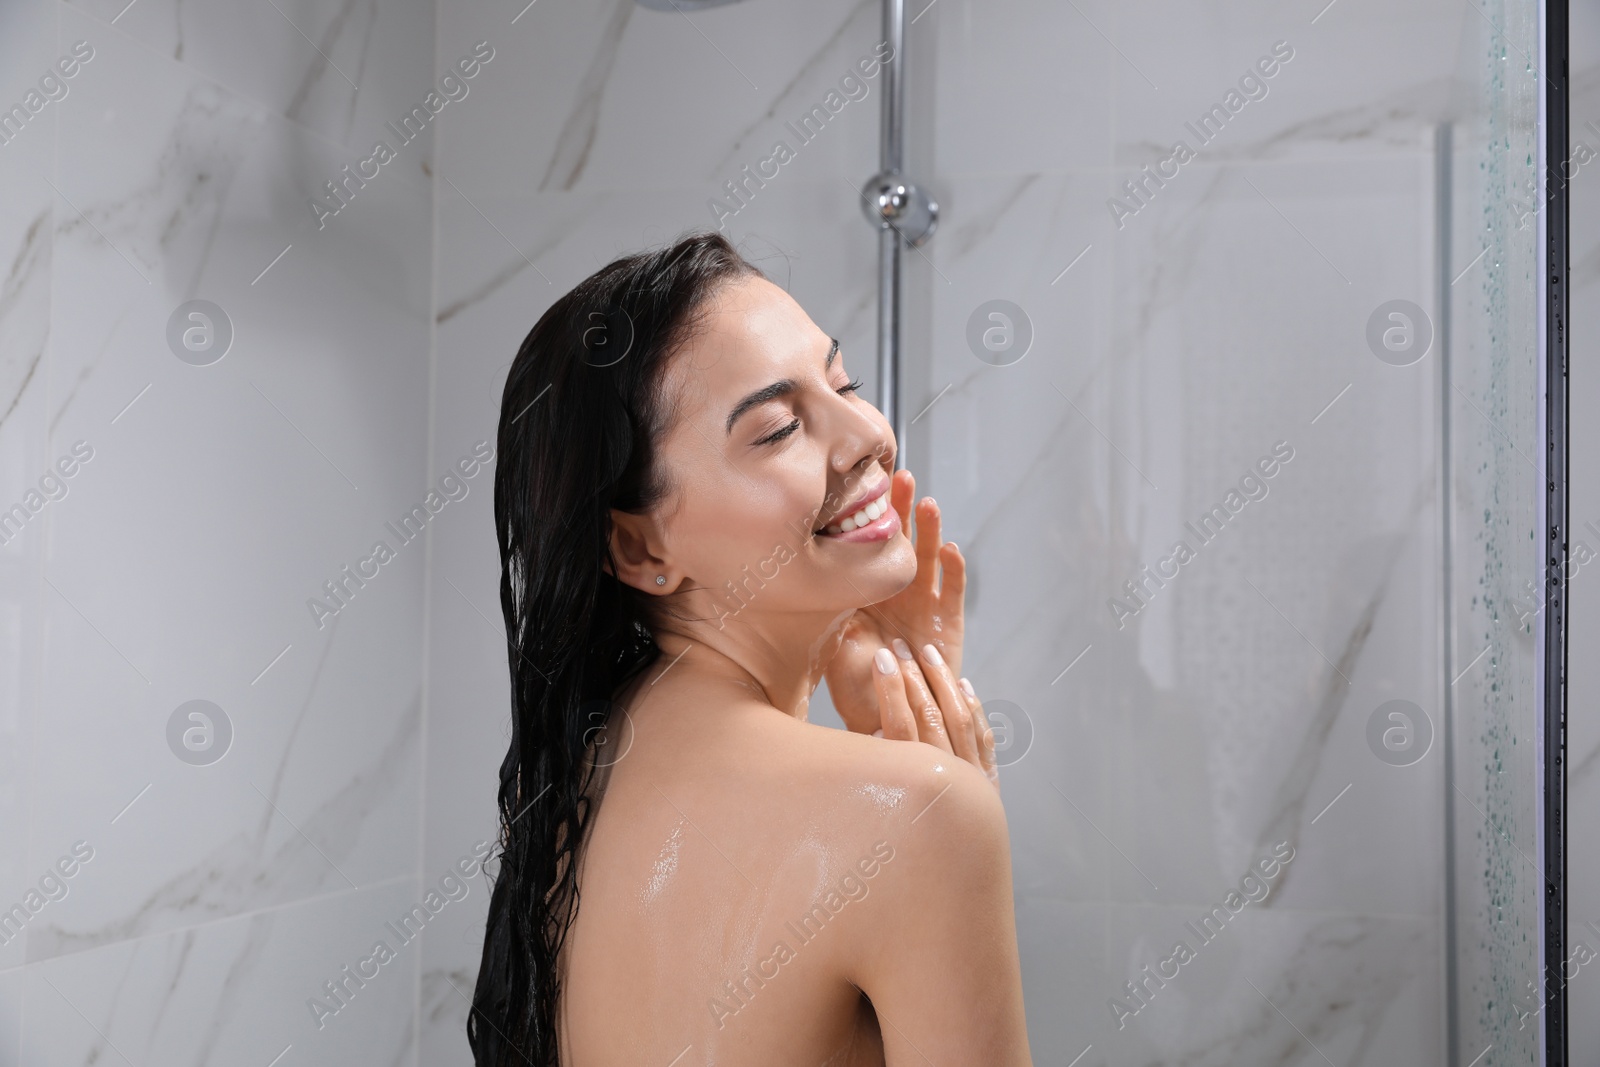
[750,713,1013,912]
[614,677,1009,901]
[798,723,1012,905]
[672,700,1010,875]
[762,717,1028,1059]
[772,725,1029,1062]
[748,708,1005,832]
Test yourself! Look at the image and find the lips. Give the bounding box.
[814,475,891,536]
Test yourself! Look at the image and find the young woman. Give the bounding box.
[470,231,1031,1066]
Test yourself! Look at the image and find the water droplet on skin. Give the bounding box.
[853,782,907,813]
[640,821,686,906]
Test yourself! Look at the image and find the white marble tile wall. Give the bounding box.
[0,5,60,1056]
[1,0,435,1062]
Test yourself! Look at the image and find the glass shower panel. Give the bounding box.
[918,0,1552,1060]
[1443,0,1546,1063]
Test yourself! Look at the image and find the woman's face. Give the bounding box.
[619,274,917,625]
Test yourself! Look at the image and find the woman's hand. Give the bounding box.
[823,468,967,732]
[870,640,998,787]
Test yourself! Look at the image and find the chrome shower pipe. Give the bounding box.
[860,0,937,471]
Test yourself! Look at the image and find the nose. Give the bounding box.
[826,386,895,477]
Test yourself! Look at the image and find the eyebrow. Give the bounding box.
[724,337,840,436]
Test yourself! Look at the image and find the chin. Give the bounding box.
[850,535,918,599]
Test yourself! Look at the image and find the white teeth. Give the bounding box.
[825,495,886,535]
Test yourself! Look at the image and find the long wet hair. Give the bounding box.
[469,231,764,1065]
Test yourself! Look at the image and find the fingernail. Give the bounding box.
[871,728,884,738]
[925,497,937,510]
[874,648,898,675]
[922,643,944,667]
[891,638,914,662]
[959,677,976,700]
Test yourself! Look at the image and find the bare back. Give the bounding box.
[556,667,1022,1066]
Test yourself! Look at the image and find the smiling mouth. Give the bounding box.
[816,494,891,536]
[813,472,894,536]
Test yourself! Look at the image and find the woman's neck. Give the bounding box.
[650,610,852,721]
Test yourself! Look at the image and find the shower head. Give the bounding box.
[635,0,750,9]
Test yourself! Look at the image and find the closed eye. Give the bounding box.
[756,379,864,446]
[757,418,801,446]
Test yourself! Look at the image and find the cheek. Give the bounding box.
[674,479,815,575]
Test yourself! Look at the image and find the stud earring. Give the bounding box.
[656,575,667,586]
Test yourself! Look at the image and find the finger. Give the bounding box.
[960,677,1000,787]
[915,643,983,772]
[931,542,966,675]
[889,468,914,533]
[960,681,998,790]
[918,491,944,550]
[891,638,953,753]
[872,648,919,742]
[937,541,966,613]
[913,497,943,593]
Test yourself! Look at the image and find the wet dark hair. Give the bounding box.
[469,230,764,1065]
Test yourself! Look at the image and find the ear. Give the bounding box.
[607,508,677,593]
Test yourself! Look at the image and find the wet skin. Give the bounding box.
[560,275,1032,1065]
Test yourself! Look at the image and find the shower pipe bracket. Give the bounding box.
[858,171,939,247]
